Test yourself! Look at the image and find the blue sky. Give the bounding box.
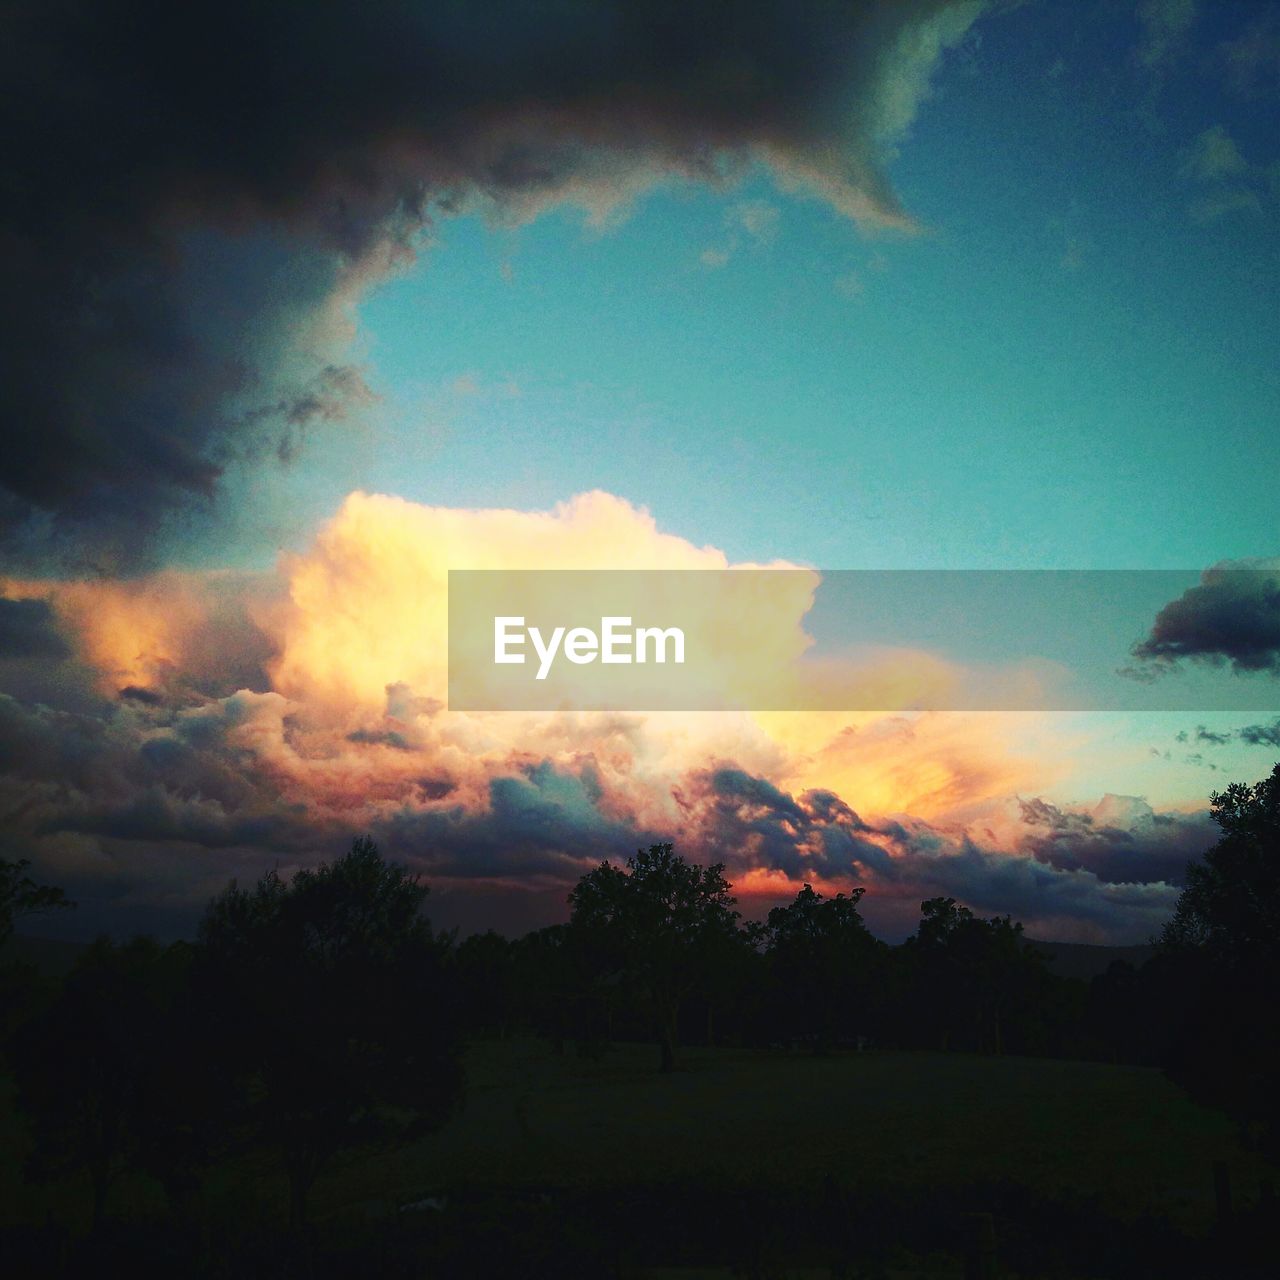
[216,1,1279,578]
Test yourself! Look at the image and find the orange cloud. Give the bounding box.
[1,569,274,698]
[2,491,1198,943]
[4,491,1070,857]
[760,709,1067,823]
[264,488,814,715]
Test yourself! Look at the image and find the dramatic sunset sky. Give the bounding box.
[2,0,1278,942]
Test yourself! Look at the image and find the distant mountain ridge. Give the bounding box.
[1026,939,1156,981]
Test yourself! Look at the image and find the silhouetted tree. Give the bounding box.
[902,897,1050,1054]
[0,861,73,1058]
[198,836,462,1229]
[0,856,72,947]
[759,883,885,1051]
[1163,764,1280,962]
[568,843,739,1072]
[1160,763,1280,1155]
[902,897,973,1051]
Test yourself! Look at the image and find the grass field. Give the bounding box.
[3,1040,1273,1238]
[311,1040,1269,1228]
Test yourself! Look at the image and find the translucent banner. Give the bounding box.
[447,568,1280,711]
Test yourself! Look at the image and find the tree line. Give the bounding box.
[1,765,1278,1236]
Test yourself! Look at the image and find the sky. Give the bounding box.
[2,0,1279,944]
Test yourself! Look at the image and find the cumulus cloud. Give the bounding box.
[1,0,990,568]
[0,488,1211,944]
[764,708,1058,822]
[671,767,1191,942]
[0,597,71,661]
[2,570,277,701]
[0,591,107,712]
[265,487,815,716]
[1013,794,1213,887]
[1130,560,1280,674]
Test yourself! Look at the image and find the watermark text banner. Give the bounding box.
[447,569,1280,711]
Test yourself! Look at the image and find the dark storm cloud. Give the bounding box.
[0,597,71,660]
[1,0,985,566]
[1014,796,1212,887]
[676,767,1194,939]
[0,596,103,709]
[120,686,167,707]
[347,728,414,751]
[49,785,318,853]
[0,685,353,939]
[876,835,1179,938]
[678,766,887,880]
[1239,718,1280,747]
[379,760,662,880]
[0,694,112,787]
[0,691,1193,943]
[0,690,282,820]
[1131,563,1280,674]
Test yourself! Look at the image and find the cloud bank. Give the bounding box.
[2,490,1203,944]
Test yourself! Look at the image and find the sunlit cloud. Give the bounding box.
[0,489,1218,943]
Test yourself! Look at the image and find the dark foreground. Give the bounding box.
[3,1040,1276,1278]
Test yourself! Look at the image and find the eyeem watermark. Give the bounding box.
[448,568,1280,712]
[495,616,685,680]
